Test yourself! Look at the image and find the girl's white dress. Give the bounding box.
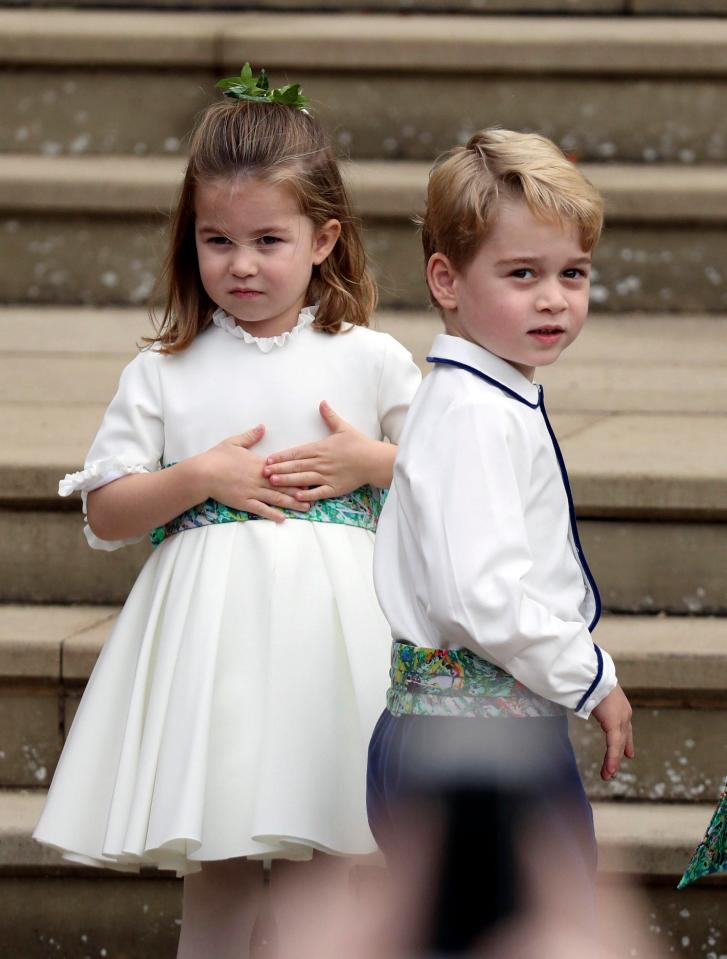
[33,308,421,876]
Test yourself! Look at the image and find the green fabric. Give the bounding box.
[386,641,565,719]
[150,482,385,547]
[678,782,727,888]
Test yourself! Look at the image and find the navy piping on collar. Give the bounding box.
[425,356,540,408]
[429,353,604,710]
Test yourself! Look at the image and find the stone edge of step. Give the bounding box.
[0,605,117,682]
[2,426,725,517]
[0,788,718,878]
[2,156,727,223]
[2,607,726,692]
[2,307,727,514]
[3,10,727,75]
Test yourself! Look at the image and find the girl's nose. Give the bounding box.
[229,245,258,277]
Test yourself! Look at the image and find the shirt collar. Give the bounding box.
[426,333,541,408]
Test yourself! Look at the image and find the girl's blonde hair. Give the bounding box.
[149,100,376,353]
[422,129,604,275]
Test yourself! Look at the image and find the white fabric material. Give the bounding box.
[35,314,421,875]
[59,459,152,551]
[374,333,617,721]
[211,304,316,352]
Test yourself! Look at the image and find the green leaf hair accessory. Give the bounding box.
[216,63,309,111]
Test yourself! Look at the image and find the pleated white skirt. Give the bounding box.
[34,520,393,875]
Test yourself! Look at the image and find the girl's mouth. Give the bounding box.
[527,326,565,344]
[231,289,262,299]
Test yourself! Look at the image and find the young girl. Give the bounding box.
[34,69,421,956]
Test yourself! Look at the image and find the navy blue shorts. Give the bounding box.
[367,710,597,876]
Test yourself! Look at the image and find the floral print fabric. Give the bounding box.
[679,782,727,888]
[150,483,385,547]
[387,641,566,718]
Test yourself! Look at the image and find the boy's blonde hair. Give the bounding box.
[149,100,376,354]
[421,129,604,275]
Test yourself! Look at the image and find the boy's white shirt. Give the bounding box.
[374,333,617,720]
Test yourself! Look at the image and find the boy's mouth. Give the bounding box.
[527,325,565,343]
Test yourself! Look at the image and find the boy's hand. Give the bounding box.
[197,425,309,522]
[263,401,395,500]
[591,685,634,782]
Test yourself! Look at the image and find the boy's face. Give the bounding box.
[429,198,592,380]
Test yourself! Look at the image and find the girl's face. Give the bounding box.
[195,177,340,339]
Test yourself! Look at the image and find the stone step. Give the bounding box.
[4,508,726,609]
[1,786,181,956]
[3,157,727,311]
[3,309,727,498]
[7,1,724,15]
[571,616,727,802]
[0,308,727,510]
[2,10,727,164]
[5,10,726,73]
[2,604,727,803]
[1,308,726,607]
[5,790,721,877]
[1,787,725,958]
[3,308,727,413]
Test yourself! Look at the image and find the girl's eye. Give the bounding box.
[208,236,231,246]
[257,235,281,246]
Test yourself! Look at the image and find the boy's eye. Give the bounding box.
[511,268,534,279]
[563,268,589,279]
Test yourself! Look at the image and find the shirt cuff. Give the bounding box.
[573,644,618,719]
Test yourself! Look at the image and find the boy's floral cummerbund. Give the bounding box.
[387,641,566,719]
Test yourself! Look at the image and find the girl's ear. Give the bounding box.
[312,219,342,265]
[427,253,458,311]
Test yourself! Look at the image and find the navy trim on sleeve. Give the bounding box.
[575,645,604,714]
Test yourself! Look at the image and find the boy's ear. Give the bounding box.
[426,253,458,311]
[312,219,342,264]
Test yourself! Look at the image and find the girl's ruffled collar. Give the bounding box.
[211,305,316,353]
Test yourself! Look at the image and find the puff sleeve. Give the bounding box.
[376,334,422,443]
[58,349,164,551]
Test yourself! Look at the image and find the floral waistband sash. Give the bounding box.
[387,641,566,719]
[150,482,385,547]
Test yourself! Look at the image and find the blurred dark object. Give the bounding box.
[370,715,597,955]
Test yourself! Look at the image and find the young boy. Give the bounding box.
[368,130,633,875]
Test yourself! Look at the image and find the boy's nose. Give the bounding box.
[535,281,568,313]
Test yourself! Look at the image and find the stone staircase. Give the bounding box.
[1,2,726,957]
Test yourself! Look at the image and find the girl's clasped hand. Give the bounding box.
[264,400,396,501]
[202,401,393,521]
[200,424,309,523]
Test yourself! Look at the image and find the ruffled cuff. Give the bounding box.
[59,457,150,552]
[58,456,149,498]
[82,522,145,552]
